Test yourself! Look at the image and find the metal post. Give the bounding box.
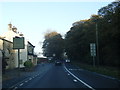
[96,23,99,66]
[18,49,21,76]
[93,56,95,67]
[18,49,20,70]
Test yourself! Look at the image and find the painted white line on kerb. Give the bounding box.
[64,65,95,90]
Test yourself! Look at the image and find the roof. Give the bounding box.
[28,41,35,47]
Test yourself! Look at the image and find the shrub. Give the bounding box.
[24,60,34,68]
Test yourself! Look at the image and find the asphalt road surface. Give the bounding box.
[3,62,120,89]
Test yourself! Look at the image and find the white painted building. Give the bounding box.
[0,23,37,69]
[27,41,37,66]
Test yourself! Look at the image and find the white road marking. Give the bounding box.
[68,73,70,75]
[73,79,78,82]
[9,77,32,88]
[19,83,24,86]
[64,65,95,90]
[69,69,83,71]
[29,78,32,80]
[25,80,28,83]
[78,69,83,71]
[13,87,18,90]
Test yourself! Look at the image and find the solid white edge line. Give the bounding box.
[64,65,95,90]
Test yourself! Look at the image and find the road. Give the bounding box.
[3,62,120,89]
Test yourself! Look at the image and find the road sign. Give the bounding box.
[90,43,96,67]
[90,43,96,56]
[13,37,25,70]
[13,37,25,49]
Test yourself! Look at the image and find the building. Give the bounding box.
[0,37,16,69]
[0,23,37,69]
[27,41,37,66]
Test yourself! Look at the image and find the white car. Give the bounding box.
[65,59,70,63]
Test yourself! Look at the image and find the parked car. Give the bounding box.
[65,59,70,63]
[55,60,62,66]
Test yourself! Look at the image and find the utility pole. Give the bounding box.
[96,23,99,66]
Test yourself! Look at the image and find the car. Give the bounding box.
[65,59,70,63]
[55,60,62,66]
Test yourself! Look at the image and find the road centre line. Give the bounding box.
[25,80,28,83]
[9,76,34,89]
[64,65,95,90]
[19,83,24,86]
[12,87,18,90]
[29,78,32,80]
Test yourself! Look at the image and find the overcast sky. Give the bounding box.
[0,0,114,55]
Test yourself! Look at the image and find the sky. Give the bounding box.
[0,0,114,56]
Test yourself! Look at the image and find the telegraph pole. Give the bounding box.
[96,23,99,66]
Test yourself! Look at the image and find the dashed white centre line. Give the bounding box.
[19,83,24,86]
[25,80,28,83]
[13,87,18,90]
[29,78,32,80]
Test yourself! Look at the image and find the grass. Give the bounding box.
[72,61,120,80]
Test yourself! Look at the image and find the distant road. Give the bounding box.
[3,62,120,89]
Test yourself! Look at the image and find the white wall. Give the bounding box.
[20,44,28,67]
[2,30,19,42]
[0,39,3,50]
[1,30,29,68]
[0,50,2,90]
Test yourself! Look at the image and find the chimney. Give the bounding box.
[8,23,12,30]
[12,26,17,33]
[19,32,24,36]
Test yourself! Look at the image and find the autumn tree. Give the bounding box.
[42,31,64,60]
[64,1,120,67]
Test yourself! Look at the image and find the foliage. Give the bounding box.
[42,31,64,59]
[24,60,34,68]
[65,1,120,67]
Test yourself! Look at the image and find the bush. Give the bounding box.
[24,60,34,68]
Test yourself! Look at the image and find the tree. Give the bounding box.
[65,18,96,64]
[65,1,120,67]
[97,1,120,66]
[42,31,64,60]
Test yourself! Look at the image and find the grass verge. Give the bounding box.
[72,61,120,80]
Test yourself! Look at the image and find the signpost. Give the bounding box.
[13,37,25,69]
[90,43,96,67]
[13,37,25,49]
